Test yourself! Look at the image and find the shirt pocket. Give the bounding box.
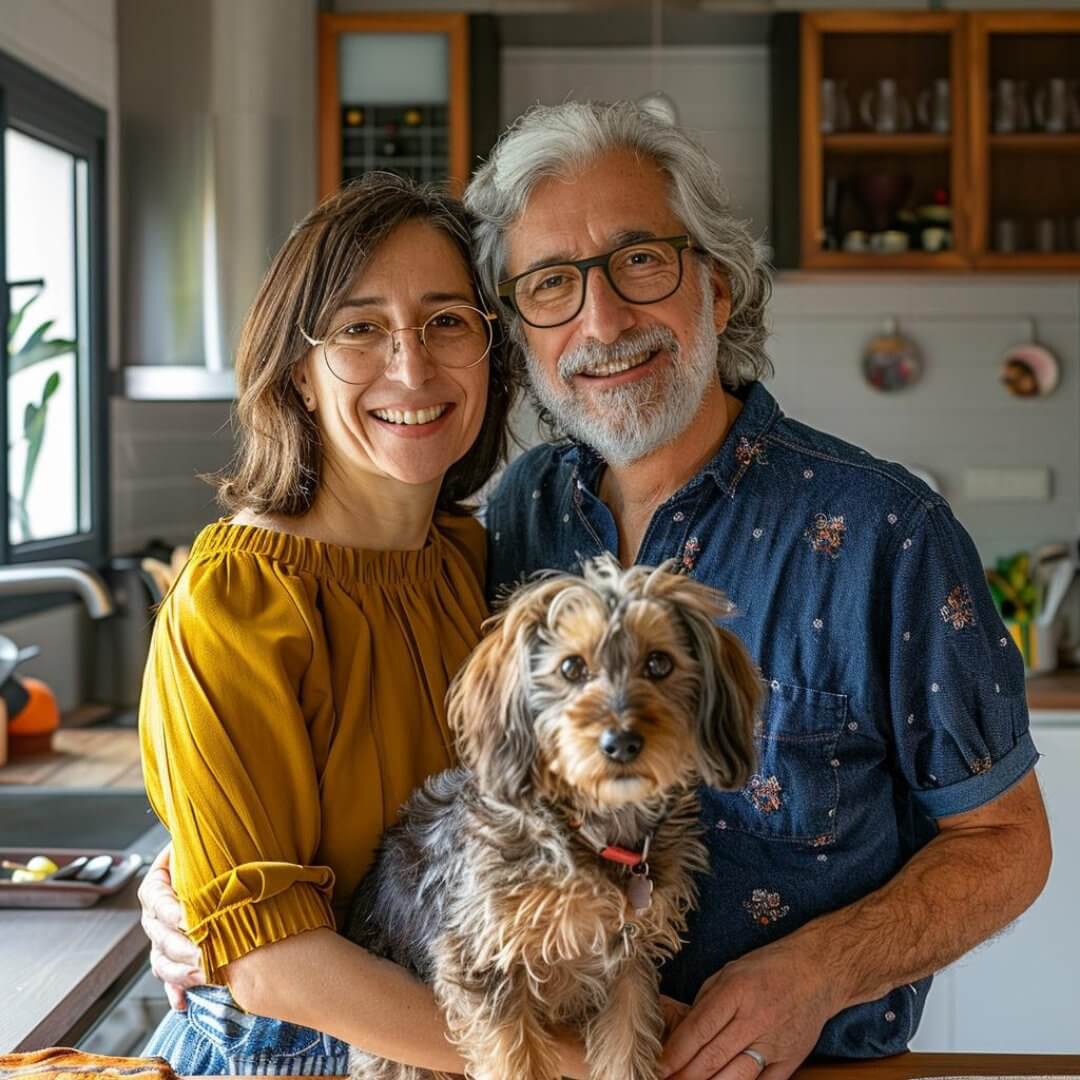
[702,680,848,845]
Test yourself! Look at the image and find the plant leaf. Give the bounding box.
[21,400,48,504]
[9,493,31,545]
[9,339,76,373]
[19,372,62,510]
[18,319,55,353]
[6,291,42,348]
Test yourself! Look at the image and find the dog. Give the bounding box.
[344,555,762,1080]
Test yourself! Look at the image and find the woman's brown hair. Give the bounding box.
[214,173,515,517]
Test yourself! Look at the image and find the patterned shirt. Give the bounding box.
[485,380,1037,1058]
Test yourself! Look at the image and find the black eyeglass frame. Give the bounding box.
[497,234,706,329]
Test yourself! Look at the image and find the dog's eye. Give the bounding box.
[560,655,589,683]
[643,651,674,679]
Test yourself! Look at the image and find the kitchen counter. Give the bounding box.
[0,821,166,1053]
[794,1054,1080,1077]
[1026,669,1080,712]
[201,1055,1080,1079]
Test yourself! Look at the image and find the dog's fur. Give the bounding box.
[344,556,761,1080]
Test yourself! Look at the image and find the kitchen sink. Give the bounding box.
[0,787,164,852]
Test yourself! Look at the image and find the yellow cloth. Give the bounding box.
[138,513,487,983]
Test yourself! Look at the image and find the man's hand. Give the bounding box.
[137,844,205,1010]
[659,938,838,1080]
[661,994,692,1038]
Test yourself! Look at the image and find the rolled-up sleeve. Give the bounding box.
[886,500,1038,820]
[139,553,335,982]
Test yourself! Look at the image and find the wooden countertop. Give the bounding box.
[0,820,167,1053]
[207,1056,1080,1079]
[1026,669,1080,712]
[0,873,147,1052]
[793,1053,1080,1077]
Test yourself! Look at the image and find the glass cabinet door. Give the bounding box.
[319,14,470,197]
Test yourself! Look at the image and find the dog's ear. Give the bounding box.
[693,622,762,789]
[447,577,558,804]
[648,570,762,790]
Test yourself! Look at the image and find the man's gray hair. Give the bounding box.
[464,99,774,389]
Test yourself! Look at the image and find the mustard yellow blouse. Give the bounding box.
[138,514,487,983]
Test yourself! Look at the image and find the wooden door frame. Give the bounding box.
[317,12,470,200]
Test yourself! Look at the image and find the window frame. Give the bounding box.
[0,48,109,571]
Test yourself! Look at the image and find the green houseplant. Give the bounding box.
[5,289,72,543]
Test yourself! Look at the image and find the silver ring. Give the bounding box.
[740,1048,767,1072]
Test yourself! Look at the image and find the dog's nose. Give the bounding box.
[600,727,644,763]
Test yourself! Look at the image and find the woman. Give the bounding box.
[138,175,587,1077]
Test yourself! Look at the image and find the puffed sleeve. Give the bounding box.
[139,551,335,983]
[886,500,1038,819]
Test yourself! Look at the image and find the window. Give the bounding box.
[0,49,108,568]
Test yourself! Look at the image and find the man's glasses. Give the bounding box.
[497,235,702,329]
[298,304,497,385]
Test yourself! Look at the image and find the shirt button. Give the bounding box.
[847,721,858,732]
[884,1010,896,1023]
[563,514,570,523]
[817,854,828,863]
[532,489,541,500]
[494,532,500,542]
[717,819,727,830]
[830,758,840,768]
[673,511,685,522]
[828,808,836,817]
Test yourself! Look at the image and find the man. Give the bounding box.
[142,101,1051,1079]
[466,101,1050,1079]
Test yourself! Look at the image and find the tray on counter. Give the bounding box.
[0,847,144,908]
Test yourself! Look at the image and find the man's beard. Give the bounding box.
[522,290,718,467]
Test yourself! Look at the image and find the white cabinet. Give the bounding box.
[911,714,1080,1052]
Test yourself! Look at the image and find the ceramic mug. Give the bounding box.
[916,78,950,134]
[921,227,948,252]
[820,78,852,134]
[1035,78,1069,134]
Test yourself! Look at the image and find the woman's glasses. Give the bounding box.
[299,304,497,385]
[497,235,700,329]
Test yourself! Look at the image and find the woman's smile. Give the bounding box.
[368,401,455,434]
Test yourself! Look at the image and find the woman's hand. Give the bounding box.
[137,844,206,1009]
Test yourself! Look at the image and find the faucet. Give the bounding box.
[0,560,114,618]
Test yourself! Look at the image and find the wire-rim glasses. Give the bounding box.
[497,235,701,329]
[298,304,498,385]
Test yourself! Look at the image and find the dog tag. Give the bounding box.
[627,867,653,912]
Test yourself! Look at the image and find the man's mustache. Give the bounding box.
[557,326,680,380]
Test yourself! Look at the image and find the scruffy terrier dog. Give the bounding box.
[345,555,761,1080]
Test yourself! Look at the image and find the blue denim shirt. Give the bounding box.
[484,381,1037,1058]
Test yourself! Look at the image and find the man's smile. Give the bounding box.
[577,347,665,381]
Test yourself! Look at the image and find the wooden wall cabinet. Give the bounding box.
[776,10,1080,272]
[318,13,499,200]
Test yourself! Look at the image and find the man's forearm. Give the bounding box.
[792,772,1051,1012]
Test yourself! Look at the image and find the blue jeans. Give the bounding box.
[143,985,349,1076]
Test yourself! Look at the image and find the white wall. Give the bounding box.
[0,0,120,374]
[503,45,771,234]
